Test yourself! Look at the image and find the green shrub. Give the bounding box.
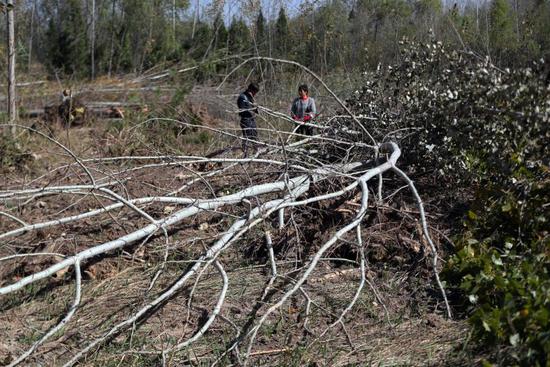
[445,163,549,365]
[341,40,550,365]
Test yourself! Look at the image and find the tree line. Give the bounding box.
[1,0,549,79]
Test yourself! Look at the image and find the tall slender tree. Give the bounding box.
[255,8,266,54]
[28,0,36,72]
[7,0,16,135]
[91,0,96,79]
[526,0,550,59]
[274,7,289,57]
[213,11,228,52]
[45,0,88,75]
[489,0,517,61]
[228,16,251,53]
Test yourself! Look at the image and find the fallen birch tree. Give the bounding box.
[0,59,452,366]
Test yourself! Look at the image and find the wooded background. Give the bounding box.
[0,0,548,79]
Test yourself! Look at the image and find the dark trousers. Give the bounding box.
[297,124,313,136]
[240,118,258,157]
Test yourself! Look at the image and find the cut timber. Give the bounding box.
[0,80,45,88]
[20,102,149,123]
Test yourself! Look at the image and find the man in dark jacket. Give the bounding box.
[237,83,260,157]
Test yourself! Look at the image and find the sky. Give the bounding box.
[191,0,306,23]
[191,0,480,24]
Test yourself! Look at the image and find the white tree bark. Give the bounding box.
[0,58,453,365]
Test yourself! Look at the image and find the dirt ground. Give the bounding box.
[0,79,474,366]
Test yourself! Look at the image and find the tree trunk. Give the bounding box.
[7,0,16,136]
[28,0,36,72]
[140,14,154,74]
[91,0,96,79]
[172,0,176,48]
[514,0,520,43]
[108,0,116,78]
[476,1,479,32]
[323,33,327,75]
[191,0,199,40]
[485,0,490,60]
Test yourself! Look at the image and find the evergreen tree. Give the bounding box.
[289,2,316,67]
[255,8,266,53]
[313,0,349,71]
[490,0,517,61]
[228,17,251,53]
[45,0,88,75]
[92,0,118,75]
[351,0,412,65]
[275,7,289,57]
[525,0,550,59]
[185,21,212,60]
[117,0,153,71]
[213,12,228,51]
[12,0,547,77]
[115,0,181,72]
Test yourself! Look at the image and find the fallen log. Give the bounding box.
[20,102,149,122]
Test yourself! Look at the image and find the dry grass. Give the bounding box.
[1,258,471,366]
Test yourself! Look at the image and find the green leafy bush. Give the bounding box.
[445,165,549,365]
[340,40,549,364]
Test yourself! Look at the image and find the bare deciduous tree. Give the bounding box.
[6,0,16,136]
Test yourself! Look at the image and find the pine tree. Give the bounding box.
[490,0,517,61]
[275,7,289,57]
[255,8,266,53]
[117,0,152,71]
[213,12,228,51]
[228,17,251,53]
[46,0,88,76]
[527,0,550,59]
[186,21,212,60]
[307,0,350,71]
